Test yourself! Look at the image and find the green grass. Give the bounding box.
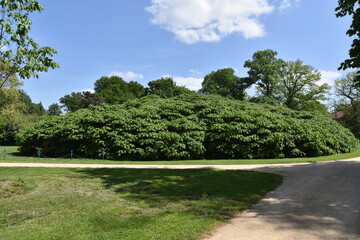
[1,146,360,165]
[0,167,281,240]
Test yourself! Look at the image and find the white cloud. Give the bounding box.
[172,76,203,91]
[319,70,342,86]
[146,0,275,44]
[109,71,144,81]
[278,0,300,12]
[189,69,203,77]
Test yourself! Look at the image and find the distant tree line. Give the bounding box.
[55,49,330,116]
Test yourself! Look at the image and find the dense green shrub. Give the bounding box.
[16,94,358,160]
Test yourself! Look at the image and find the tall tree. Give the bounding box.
[281,60,330,110]
[200,68,252,100]
[60,91,106,112]
[0,0,59,89]
[333,71,360,138]
[47,103,62,116]
[94,76,135,104]
[335,0,360,85]
[128,81,146,98]
[244,49,286,104]
[18,90,46,115]
[334,71,360,106]
[146,77,191,98]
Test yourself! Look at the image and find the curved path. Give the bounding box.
[1,158,360,240]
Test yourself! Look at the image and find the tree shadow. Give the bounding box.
[75,168,281,220]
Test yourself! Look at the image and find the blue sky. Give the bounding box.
[23,0,353,108]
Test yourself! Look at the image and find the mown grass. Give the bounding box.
[0,167,281,240]
[1,146,360,165]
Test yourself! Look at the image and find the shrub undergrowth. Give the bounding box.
[16,94,358,160]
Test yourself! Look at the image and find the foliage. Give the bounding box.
[47,103,62,116]
[200,68,252,100]
[94,76,144,104]
[281,60,330,111]
[18,90,46,115]
[146,77,192,98]
[60,91,106,112]
[335,0,360,85]
[334,71,360,105]
[244,49,286,104]
[333,72,360,138]
[0,0,59,88]
[0,70,43,145]
[17,94,358,160]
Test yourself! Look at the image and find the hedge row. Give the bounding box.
[16,94,358,160]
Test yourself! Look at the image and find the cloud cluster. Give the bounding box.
[319,70,342,86]
[146,0,299,44]
[109,71,144,81]
[173,76,203,91]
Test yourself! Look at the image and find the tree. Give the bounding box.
[333,71,360,138]
[281,60,330,111]
[60,91,106,112]
[0,0,59,89]
[128,81,146,98]
[334,71,360,106]
[200,68,252,100]
[146,77,192,98]
[335,0,360,85]
[244,49,286,104]
[18,90,46,115]
[47,103,62,116]
[94,76,135,104]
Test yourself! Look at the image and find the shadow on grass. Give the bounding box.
[76,168,282,219]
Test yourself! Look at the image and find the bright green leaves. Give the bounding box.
[16,94,358,160]
[200,68,252,100]
[0,0,59,87]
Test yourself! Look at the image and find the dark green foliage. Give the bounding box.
[47,103,62,116]
[244,49,286,103]
[17,94,358,160]
[60,91,106,112]
[200,68,252,100]
[146,77,192,98]
[18,90,46,116]
[94,76,139,104]
[335,0,360,85]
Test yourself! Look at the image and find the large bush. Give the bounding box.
[17,94,358,160]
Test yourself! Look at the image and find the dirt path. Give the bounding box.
[1,158,360,240]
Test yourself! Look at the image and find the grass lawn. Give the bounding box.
[1,146,360,165]
[0,167,281,240]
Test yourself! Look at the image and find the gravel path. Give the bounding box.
[1,158,360,240]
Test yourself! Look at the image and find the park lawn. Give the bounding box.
[0,167,281,240]
[1,146,360,165]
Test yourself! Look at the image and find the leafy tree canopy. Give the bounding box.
[244,49,286,104]
[47,103,62,116]
[94,76,143,104]
[200,68,252,100]
[0,0,59,88]
[146,77,192,98]
[60,91,106,112]
[335,0,360,85]
[281,60,330,111]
